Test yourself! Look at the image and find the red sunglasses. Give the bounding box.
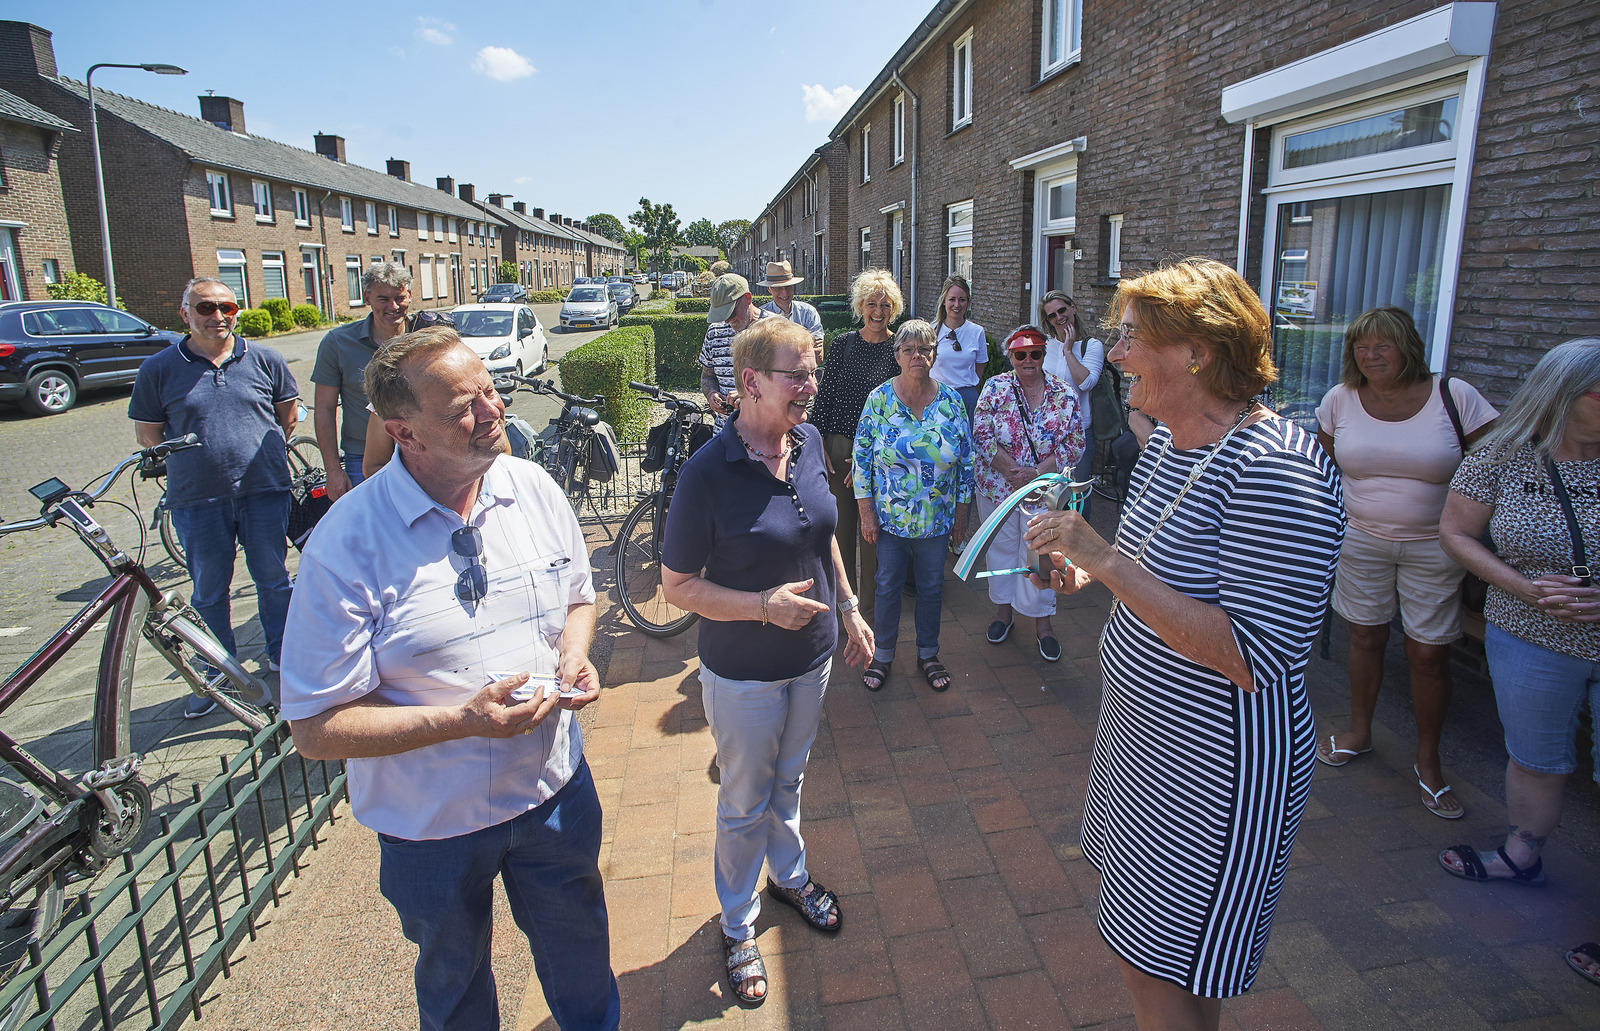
[191,300,240,316]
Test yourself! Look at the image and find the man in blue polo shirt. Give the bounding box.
[130,277,300,716]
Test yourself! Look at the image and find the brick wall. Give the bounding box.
[0,120,75,299]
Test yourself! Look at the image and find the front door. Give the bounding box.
[301,250,322,311]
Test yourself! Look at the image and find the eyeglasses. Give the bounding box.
[1011,349,1045,361]
[410,310,458,330]
[764,366,824,386]
[1044,306,1072,320]
[1118,324,1146,344]
[898,345,936,358]
[452,525,488,604]
[190,301,239,317]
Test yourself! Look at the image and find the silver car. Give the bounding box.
[560,284,618,330]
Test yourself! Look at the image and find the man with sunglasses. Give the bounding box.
[130,278,299,712]
[312,261,411,500]
[278,326,618,1030]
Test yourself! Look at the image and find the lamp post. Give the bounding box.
[87,61,186,309]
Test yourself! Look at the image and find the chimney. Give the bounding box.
[0,22,58,79]
[436,176,454,194]
[563,217,574,228]
[199,95,246,134]
[548,213,559,225]
[512,202,526,215]
[314,133,345,162]
[488,193,506,208]
[457,183,475,204]
[386,158,411,181]
[532,208,545,220]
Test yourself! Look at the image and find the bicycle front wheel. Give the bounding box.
[156,499,186,571]
[287,435,325,479]
[614,495,697,638]
[156,613,274,732]
[560,437,593,515]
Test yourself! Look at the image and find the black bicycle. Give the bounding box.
[496,374,615,519]
[613,382,713,638]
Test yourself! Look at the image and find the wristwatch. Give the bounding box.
[838,595,859,613]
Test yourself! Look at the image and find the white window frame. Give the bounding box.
[433,216,445,242]
[293,188,310,226]
[206,170,232,216]
[1040,0,1083,78]
[952,29,974,129]
[892,95,905,166]
[216,249,247,306]
[365,201,379,236]
[388,205,399,237]
[447,218,458,244]
[346,255,364,305]
[261,250,287,300]
[417,211,428,241]
[340,197,354,232]
[1107,214,1124,279]
[252,181,273,222]
[859,227,871,271]
[946,200,974,281]
[1269,79,1465,189]
[861,123,871,183]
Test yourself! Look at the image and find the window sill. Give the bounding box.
[892,158,905,169]
[1026,55,1081,93]
[943,120,972,141]
[367,231,379,237]
[210,211,234,219]
[341,227,355,234]
[255,216,275,224]
[1092,275,1122,287]
[295,220,311,228]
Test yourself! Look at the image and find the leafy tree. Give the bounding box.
[628,197,685,273]
[684,218,718,247]
[716,219,751,255]
[46,271,122,307]
[675,255,709,273]
[585,213,626,243]
[498,260,519,284]
[621,230,648,268]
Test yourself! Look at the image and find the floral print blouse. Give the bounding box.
[852,380,975,538]
[972,371,1085,505]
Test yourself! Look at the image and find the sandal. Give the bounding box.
[1416,765,1463,820]
[1314,734,1371,767]
[766,877,842,934]
[917,656,951,692]
[862,660,890,692]
[1438,844,1546,886]
[723,934,767,1007]
[1565,942,1600,987]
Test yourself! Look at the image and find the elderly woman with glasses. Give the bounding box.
[660,318,873,1008]
[1023,258,1343,1029]
[853,319,974,693]
[1040,291,1106,516]
[972,326,1085,662]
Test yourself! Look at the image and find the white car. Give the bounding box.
[450,303,549,375]
[560,284,618,330]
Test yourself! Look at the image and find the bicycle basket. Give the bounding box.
[589,421,621,483]
[286,471,331,552]
[641,419,671,473]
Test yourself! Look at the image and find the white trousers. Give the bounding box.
[976,493,1059,619]
[700,658,831,941]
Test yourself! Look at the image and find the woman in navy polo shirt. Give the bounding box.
[661,318,874,1008]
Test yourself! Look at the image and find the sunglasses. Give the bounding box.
[452,525,488,604]
[1010,349,1045,361]
[190,301,239,317]
[1044,306,1072,320]
[410,310,458,330]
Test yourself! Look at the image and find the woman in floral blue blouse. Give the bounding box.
[853,320,975,692]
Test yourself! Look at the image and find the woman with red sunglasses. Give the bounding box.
[970,326,1085,661]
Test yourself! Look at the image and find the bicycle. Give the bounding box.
[612,381,713,638]
[495,374,615,520]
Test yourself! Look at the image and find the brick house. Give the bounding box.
[732,139,851,296]
[0,20,514,325]
[739,0,1597,407]
[0,87,76,301]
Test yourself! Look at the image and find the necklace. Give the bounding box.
[737,427,791,460]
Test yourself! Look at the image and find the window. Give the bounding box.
[365,201,378,235]
[470,259,478,293]
[41,258,60,284]
[294,189,310,225]
[447,218,458,244]
[859,228,871,271]
[216,249,247,306]
[892,94,905,165]
[252,181,273,222]
[947,201,973,281]
[206,170,232,215]
[262,251,287,300]
[861,123,871,182]
[1041,0,1082,76]
[388,205,399,237]
[434,217,444,242]
[345,256,363,305]
[952,30,974,129]
[435,256,449,299]
[340,197,354,232]
[417,211,428,241]
[418,256,434,300]
[1106,214,1124,279]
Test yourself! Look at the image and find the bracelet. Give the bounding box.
[760,588,771,625]
[838,595,859,614]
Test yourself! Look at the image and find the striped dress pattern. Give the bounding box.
[1081,417,1344,997]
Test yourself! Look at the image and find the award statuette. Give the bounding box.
[953,473,1095,582]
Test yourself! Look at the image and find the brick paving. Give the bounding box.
[185,498,1600,1031]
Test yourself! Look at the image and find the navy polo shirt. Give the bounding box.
[129,335,298,508]
[662,417,839,682]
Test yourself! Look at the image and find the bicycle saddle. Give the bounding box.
[571,407,601,427]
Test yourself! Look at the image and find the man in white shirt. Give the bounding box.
[757,260,824,353]
[279,327,618,1031]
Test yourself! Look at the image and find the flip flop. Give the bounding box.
[1416,765,1464,820]
[1314,734,1371,768]
[1565,943,1600,987]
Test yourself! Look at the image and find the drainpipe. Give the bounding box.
[890,68,919,316]
[318,189,333,321]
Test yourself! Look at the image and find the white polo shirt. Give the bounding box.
[279,453,595,840]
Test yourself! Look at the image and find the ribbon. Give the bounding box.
[954,472,1095,581]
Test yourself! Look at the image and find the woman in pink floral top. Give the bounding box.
[972,326,1086,661]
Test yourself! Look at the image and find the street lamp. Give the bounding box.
[87,61,187,309]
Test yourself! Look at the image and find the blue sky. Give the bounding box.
[10,0,928,230]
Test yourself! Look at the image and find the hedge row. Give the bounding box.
[619,313,707,389]
[528,289,567,303]
[557,325,655,442]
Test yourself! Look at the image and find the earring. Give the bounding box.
[1188,359,1200,375]
[752,390,761,401]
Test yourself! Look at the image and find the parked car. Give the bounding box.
[632,273,648,284]
[0,300,183,416]
[559,285,618,330]
[449,303,549,375]
[607,280,637,315]
[479,283,528,303]
[572,277,598,286]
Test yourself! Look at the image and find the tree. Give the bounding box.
[684,218,718,247]
[622,230,648,269]
[47,271,122,307]
[628,197,685,272]
[585,213,625,243]
[716,219,751,255]
[498,260,518,284]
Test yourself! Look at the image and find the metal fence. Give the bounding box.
[0,722,345,1031]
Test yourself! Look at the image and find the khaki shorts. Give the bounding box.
[1332,525,1466,645]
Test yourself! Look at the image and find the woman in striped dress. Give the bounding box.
[1024,258,1344,1029]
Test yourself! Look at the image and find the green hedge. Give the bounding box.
[558,325,655,442]
[290,304,323,328]
[619,313,707,389]
[528,289,567,303]
[262,298,293,332]
[630,296,677,315]
[673,297,710,314]
[236,308,272,337]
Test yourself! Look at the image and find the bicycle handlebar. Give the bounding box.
[497,374,605,411]
[627,381,709,415]
[0,435,202,536]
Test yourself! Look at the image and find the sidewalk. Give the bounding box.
[196,511,1600,1030]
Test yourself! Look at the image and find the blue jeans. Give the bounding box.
[169,491,293,662]
[342,455,365,488]
[378,759,620,1031]
[1486,623,1600,778]
[955,384,979,424]
[873,531,949,663]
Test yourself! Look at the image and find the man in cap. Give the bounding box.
[699,273,772,426]
[757,260,824,352]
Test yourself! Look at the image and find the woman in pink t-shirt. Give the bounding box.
[1314,307,1497,818]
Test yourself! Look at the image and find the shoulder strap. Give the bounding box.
[1438,374,1467,453]
[1542,457,1591,580]
[1009,379,1042,465]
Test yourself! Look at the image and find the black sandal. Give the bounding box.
[863,659,890,692]
[723,934,767,1007]
[1438,844,1546,886]
[917,656,951,692]
[767,877,843,934]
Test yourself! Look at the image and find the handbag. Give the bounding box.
[1439,375,1493,612]
[1090,358,1128,442]
[286,470,331,552]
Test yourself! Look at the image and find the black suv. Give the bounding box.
[479,283,529,303]
[0,301,182,416]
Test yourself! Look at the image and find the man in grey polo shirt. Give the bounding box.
[312,261,411,499]
[757,260,824,354]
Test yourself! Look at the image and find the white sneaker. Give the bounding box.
[267,658,281,672]
[951,538,967,556]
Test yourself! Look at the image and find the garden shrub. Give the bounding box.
[236,308,272,337]
[528,289,567,303]
[619,313,707,389]
[557,325,655,442]
[46,272,118,306]
[290,304,323,328]
[673,297,709,314]
[262,297,293,332]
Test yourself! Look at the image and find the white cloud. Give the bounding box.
[472,46,535,82]
[416,18,454,45]
[512,176,533,184]
[801,83,861,123]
